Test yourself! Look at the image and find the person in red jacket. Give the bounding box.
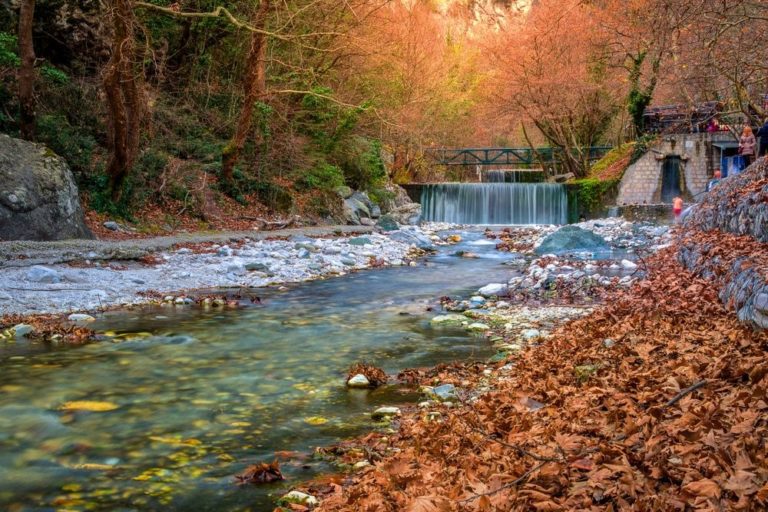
[673,196,683,223]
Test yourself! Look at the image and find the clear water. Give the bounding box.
[421,183,568,224]
[0,232,517,512]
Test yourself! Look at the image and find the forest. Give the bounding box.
[1,0,767,222]
[3,2,768,511]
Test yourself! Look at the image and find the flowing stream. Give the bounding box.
[0,232,518,511]
[421,183,568,225]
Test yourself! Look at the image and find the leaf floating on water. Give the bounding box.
[59,401,119,412]
[234,460,284,485]
[304,416,329,425]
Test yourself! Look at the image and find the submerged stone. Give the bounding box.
[371,406,401,420]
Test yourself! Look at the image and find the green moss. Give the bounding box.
[570,177,619,214]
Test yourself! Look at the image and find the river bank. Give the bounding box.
[0,226,434,326]
[309,242,768,511]
[0,217,676,511]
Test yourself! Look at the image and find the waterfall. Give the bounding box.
[421,183,568,225]
[483,170,517,183]
[482,169,543,183]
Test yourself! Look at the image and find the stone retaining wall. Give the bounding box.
[679,239,768,329]
[684,157,768,242]
[678,157,768,329]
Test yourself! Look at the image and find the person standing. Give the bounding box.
[673,196,683,224]
[756,119,768,157]
[739,126,756,167]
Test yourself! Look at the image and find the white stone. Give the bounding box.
[67,313,95,323]
[620,259,638,270]
[280,491,319,507]
[467,322,490,331]
[478,283,508,297]
[346,374,370,388]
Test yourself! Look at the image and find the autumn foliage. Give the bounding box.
[316,244,768,511]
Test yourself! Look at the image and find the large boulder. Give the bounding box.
[342,190,383,225]
[0,134,92,241]
[535,226,609,255]
[380,184,414,213]
[388,203,422,226]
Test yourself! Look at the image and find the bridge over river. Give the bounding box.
[424,146,612,167]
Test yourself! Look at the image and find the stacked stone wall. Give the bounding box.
[678,157,768,328]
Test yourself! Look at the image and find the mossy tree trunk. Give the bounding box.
[221,0,270,188]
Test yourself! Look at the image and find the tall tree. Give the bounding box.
[221,0,270,185]
[103,0,144,201]
[17,0,36,140]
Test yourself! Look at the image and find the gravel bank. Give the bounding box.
[0,225,437,316]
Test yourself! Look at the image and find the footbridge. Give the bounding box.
[425,146,612,167]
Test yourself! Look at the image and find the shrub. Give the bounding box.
[296,163,345,192]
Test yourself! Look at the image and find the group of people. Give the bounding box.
[738,119,768,165]
[671,119,768,223]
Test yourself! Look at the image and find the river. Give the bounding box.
[0,230,519,511]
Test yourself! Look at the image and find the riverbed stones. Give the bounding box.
[467,322,490,331]
[346,374,371,388]
[535,226,610,255]
[388,228,434,250]
[245,262,270,272]
[0,134,92,241]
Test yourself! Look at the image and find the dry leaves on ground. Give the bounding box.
[315,242,768,511]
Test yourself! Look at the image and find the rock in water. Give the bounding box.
[0,134,92,240]
[347,374,371,388]
[371,406,401,420]
[534,226,610,255]
[478,283,508,297]
[278,491,319,507]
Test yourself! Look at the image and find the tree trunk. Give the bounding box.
[103,0,143,201]
[18,0,36,140]
[221,0,270,186]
